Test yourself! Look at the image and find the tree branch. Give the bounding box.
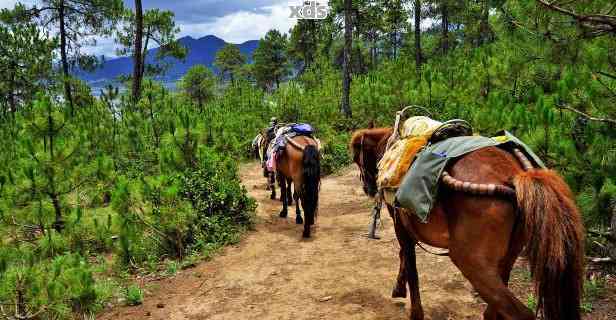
[598,71,616,81]
[588,229,616,242]
[556,104,616,125]
[594,74,616,98]
[536,0,616,35]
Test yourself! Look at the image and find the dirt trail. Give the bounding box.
[101,162,486,320]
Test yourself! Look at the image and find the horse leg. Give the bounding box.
[300,190,311,238]
[484,224,526,320]
[278,174,288,218]
[448,204,533,320]
[294,189,303,225]
[388,206,408,299]
[405,241,424,320]
[454,257,532,320]
[269,172,277,200]
[263,166,271,190]
[287,177,293,205]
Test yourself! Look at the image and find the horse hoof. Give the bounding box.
[302,230,311,238]
[296,216,303,225]
[279,211,288,218]
[270,194,276,200]
[391,286,407,298]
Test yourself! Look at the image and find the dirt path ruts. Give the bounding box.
[100,162,485,320]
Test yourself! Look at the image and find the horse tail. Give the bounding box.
[302,144,321,237]
[513,169,584,320]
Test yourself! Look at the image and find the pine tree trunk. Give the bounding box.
[8,71,16,113]
[132,0,144,105]
[140,29,149,80]
[609,200,616,261]
[371,34,377,68]
[16,283,27,319]
[479,0,492,45]
[52,193,64,232]
[390,32,397,59]
[58,0,74,116]
[441,2,449,54]
[414,0,422,70]
[341,0,353,118]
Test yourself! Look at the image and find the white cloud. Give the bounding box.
[16,0,331,57]
[0,0,35,9]
[81,37,118,59]
[180,2,298,43]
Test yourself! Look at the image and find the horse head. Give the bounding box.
[350,127,393,197]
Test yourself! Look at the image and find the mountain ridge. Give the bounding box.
[77,35,259,86]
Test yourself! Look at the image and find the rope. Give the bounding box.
[285,136,307,151]
[416,241,450,257]
[391,206,449,256]
[512,148,534,171]
[441,171,516,198]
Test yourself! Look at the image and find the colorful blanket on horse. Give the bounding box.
[377,116,443,189]
[252,133,265,162]
[395,131,545,223]
[265,123,316,172]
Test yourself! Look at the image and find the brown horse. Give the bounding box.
[350,127,585,320]
[276,135,321,238]
[257,129,293,205]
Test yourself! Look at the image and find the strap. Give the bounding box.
[392,206,449,257]
[416,241,449,257]
[285,135,306,151]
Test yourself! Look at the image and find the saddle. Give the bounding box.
[377,107,473,190]
[265,123,320,171]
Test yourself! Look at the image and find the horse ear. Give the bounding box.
[368,120,375,129]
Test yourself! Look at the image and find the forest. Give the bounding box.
[0,0,615,318]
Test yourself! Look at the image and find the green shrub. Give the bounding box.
[321,132,352,175]
[180,150,256,226]
[581,277,607,313]
[526,294,537,312]
[124,285,143,306]
[0,251,108,319]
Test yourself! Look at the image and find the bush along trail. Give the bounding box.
[100,162,616,320]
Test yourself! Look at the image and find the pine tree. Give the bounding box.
[15,96,98,232]
[214,44,246,84]
[115,7,187,103]
[132,0,143,105]
[288,20,320,73]
[180,65,216,111]
[19,0,124,115]
[341,0,353,118]
[413,0,423,70]
[381,0,408,59]
[253,30,290,91]
[0,7,54,117]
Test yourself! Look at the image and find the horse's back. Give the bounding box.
[278,136,318,184]
[398,146,524,250]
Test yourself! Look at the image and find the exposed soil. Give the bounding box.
[99,162,616,320]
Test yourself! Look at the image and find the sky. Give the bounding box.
[0,0,319,57]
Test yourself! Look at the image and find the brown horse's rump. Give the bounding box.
[350,127,584,320]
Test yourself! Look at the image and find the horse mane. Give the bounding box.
[350,127,392,144]
[350,128,393,149]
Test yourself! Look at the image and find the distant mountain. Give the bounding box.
[76,35,259,87]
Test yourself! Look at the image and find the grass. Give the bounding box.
[581,277,607,313]
[124,285,144,306]
[514,264,609,314]
[526,294,537,313]
[165,260,179,276]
